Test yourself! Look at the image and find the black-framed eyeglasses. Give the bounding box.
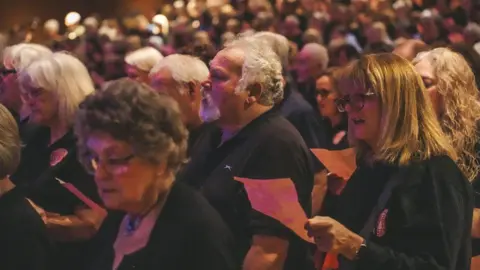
[89,154,135,175]
[0,68,16,78]
[0,68,16,86]
[335,92,376,113]
[315,89,332,99]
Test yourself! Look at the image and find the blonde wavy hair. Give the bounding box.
[413,48,480,181]
[336,53,457,165]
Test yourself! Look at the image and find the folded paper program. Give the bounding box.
[234,177,314,243]
[311,148,357,180]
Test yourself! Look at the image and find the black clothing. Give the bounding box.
[316,116,349,216]
[11,127,100,270]
[187,122,218,157]
[0,187,53,270]
[88,181,236,270]
[275,81,327,151]
[178,109,315,269]
[332,155,473,270]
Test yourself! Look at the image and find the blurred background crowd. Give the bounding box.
[1,0,479,88]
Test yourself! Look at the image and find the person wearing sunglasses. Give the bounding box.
[306,53,473,270]
[75,78,236,270]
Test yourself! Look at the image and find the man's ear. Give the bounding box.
[187,81,198,101]
[245,83,263,105]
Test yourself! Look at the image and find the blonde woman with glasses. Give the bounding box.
[306,53,473,270]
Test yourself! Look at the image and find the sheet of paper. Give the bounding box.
[56,178,105,214]
[311,148,357,180]
[234,177,313,243]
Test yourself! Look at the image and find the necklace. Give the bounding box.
[123,189,172,236]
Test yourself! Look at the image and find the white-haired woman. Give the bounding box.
[124,46,163,84]
[12,52,105,270]
[1,43,52,124]
[413,48,480,261]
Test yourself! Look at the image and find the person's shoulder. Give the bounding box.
[0,190,48,238]
[406,155,470,192]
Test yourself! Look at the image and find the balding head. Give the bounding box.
[295,43,329,83]
[393,39,429,61]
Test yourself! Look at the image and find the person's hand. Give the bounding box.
[27,199,47,224]
[327,173,347,195]
[305,216,364,260]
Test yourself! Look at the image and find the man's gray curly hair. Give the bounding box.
[225,35,284,106]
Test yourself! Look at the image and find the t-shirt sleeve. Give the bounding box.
[240,135,313,238]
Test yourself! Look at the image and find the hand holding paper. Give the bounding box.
[311,148,356,180]
[234,177,313,243]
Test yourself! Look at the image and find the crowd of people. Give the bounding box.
[1,0,480,269]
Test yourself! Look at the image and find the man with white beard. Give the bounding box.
[150,54,217,156]
[178,36,315,270]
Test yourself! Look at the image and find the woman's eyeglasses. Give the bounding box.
[315,89,331,99]
[335,92,376,112]
[0,68,16,86]
[89,154,135,175]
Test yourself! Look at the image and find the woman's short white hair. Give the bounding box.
[3,43,52,71]
[225,36,284,105]
[18,52,94,127]
[124,47,164,72]
[150,54,209,94]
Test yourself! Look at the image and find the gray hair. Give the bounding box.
[150,54,209,95]
[251,31,290,69]
[301,43,329,70]
[3,43,52,71]
[225,36,284,105]
[125,47,164,72]
[75,78,187,174]
[0,104,20,179]
[465,22,480,41]
[18,52,94,127]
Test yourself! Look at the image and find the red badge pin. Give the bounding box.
[50,148,68,167]
[375,209,388,237]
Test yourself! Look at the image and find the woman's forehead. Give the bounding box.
[337,79,367,94]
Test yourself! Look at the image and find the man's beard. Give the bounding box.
[199,92,220,123]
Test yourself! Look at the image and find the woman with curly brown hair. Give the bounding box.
[75,78,236,270]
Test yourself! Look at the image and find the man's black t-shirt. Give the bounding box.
[0,187,53,270]
[177,109,315,269]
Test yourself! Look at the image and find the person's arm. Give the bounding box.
[241,133,313,270]
[243,235,289,270]
[46,206,106,242]
[46,158,106,242]
[311,169,327,215]
[473,208,480,238]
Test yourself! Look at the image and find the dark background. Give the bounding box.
[0,0,162,31]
